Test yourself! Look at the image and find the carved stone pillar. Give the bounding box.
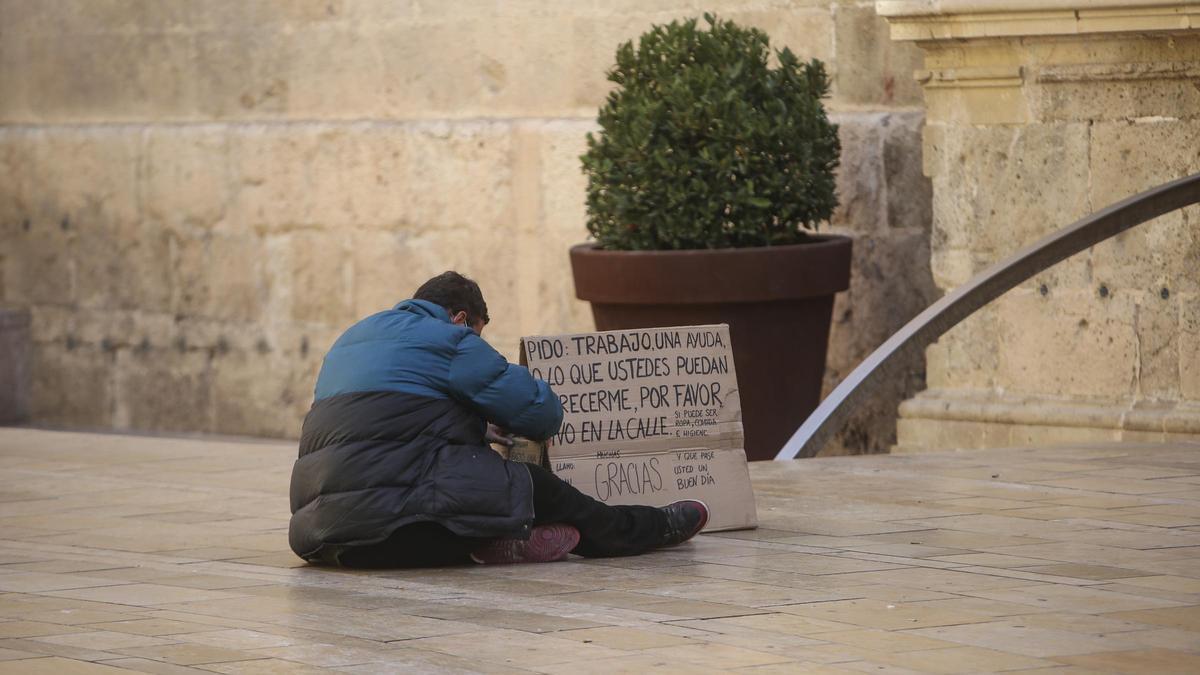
[877,1,1200,451]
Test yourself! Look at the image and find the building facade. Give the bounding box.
[882,0,1200,450]
[0,1,933,450]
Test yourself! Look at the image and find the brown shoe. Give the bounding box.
[470,523,580,564]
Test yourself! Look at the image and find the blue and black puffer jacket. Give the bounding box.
[288,299,563,562]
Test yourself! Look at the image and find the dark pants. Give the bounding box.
[337,463,669,568]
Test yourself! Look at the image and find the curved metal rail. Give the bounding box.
[776,171,1200,460]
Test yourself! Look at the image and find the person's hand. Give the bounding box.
[486,423,514,447]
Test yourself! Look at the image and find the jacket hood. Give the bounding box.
[394,299,450,321]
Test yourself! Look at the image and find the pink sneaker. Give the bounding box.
[470,523,580,564]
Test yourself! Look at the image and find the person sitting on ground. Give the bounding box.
[288,271,708,567]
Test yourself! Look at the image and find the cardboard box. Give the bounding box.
[521,324,757,531]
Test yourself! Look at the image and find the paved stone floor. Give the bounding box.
[0,429,1197,674]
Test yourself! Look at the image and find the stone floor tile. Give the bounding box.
[931,553,1058,568]
[288,609,481,642]
[0,647,39,661]
[1103,512,1200,528]
[967,584,1186,613]
[870,645,1052,673]
[864,530,1050,550]
[661,564,864,598]
[0,621,84,638]
[770,599,997,631]
[832,661,933,675]
[927,497,1039,511]
[532,651,731,674]
[72,568,181,583]
[661,623,827,658]
[1045,495,1163,509]
[222,554,308,569]
[815,628,959,653]
[29,629,178,650]
[0,636,121,662]
[44,584,248,607]
[404,628,627,667]
[741,663,864,674]
[155,550,265,562]
[1111,575,1200,593]
[984,541,1184,569]
[821,567,1037,594]
[88,620,229,637]
[1116,626,1200,652]
[843,543,972,559]
[18,607,144,626]
[198,658,329,674]
[448,577,589,596]
[742,643,889,666]
[134,611,277,633]
[1035,477,1177,495]
[902,596,1057,618]
[1002,506,1119,521]
[333,647,533,674]
[688,612,861,636]
[716,552,908,576]
[0,573,130,593]
[1089,582,1200,605]
[171,629,301,651]
[649,579,859,607]
[245,642,405,668]
[827,584,958,604]
[889,514,1092,539]
[0,561,129,575]
[552,625,696,650]
[905,620,1144,657]
[406,601,611,631]
[1104,605,1200,631]
[94,657,213,674]
[1017,564,1149,580]
[1008,662,1137,667]
[0,656,135,674]
[1125,557,1200,577]
[640,642,795,669]
[1003,611,1158,635]
[115,643,265,666]
[769,535,883,549]
[1051,529,1200,551]
[146,575,271,592]
[1053,648,1200,673]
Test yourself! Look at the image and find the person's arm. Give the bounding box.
[446,331,563,441]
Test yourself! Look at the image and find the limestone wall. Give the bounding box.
[881,2,1200,450]
[0,1,931,449]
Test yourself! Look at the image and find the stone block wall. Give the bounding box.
[880,2,1200,451]
[1,0,931,450]
[0,308,30,423]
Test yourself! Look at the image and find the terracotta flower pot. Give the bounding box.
[570,235,852,461]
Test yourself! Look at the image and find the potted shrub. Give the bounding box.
[571,14,851,461]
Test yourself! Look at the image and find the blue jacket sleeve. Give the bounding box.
[446,331,564,441]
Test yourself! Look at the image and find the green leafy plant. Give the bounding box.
[581,14,840,250]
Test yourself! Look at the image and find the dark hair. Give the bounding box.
[413,271,490,325]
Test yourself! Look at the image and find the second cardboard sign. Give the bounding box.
[521,324,757,531]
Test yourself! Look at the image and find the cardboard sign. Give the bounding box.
[521,325,757,531]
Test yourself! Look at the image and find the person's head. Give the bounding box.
[413,271,490,335]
